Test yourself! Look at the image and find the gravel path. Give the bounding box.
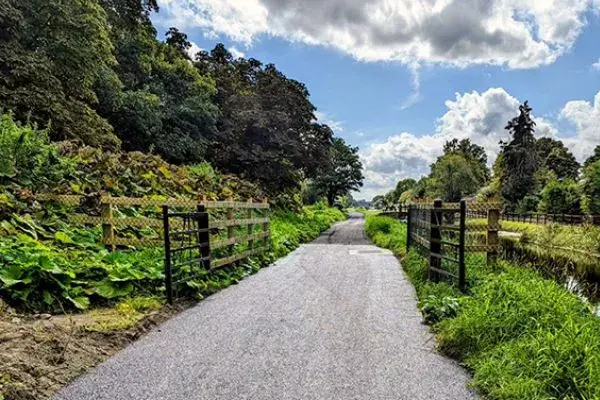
[55,213,476,400]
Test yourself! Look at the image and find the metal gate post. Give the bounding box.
[429,199,442,282]
[163,205,173,305]
[458,200,466,291]
[197,204,211,270]
[406,205,412,253]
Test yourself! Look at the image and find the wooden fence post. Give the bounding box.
[247,198,254,251]
[429,199,442,282]
[487,204,500,267]
[162,205,173,305]
[101,196,115,251]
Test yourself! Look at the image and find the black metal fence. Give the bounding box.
[466,210,600,226]
[407,200,501,291]
[407,200,467,290]
[163,205,210,304]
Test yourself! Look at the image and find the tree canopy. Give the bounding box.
[500,101,538,210]
[311,138,364,206]
[0,0,360,200]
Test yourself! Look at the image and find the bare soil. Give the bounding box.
[0,300,189,400]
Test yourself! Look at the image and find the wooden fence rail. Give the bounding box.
[36,194,271,272]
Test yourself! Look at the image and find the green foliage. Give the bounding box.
[419,292,460,324]
[535,137,580,180]
[364,215,407,256]
[538,178,581,215]
[0,201,344,313]
[582,159,600,214]
[366,211,600,400]
[500,101,538,209]
[515,194,539,215]
[429,153,485,202]
[0,0,119,147]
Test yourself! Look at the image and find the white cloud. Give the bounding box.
[357,87,596,201]
[560,92,600,161]
[229,46,246,59]
[157,0,592,69]
[314,111,344,133]
[186,41,203,59]
[592,58,600,70]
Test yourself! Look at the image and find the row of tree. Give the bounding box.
[0,0,364,204]
[373,102,600,215]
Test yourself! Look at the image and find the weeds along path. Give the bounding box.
[55,214,476,400]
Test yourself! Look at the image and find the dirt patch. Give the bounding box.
[0,300,191,400]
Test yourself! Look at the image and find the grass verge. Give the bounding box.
[365,214,600,400]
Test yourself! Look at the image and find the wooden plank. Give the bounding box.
[211,232,270,250]
[211,246,269,269]
[39,194,270,209]
[36,194,82,206]
[465,244,500,252]
[105,197,197,208]
[209,217,269,229]
[105,237,163,247]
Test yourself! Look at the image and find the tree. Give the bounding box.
[0,0,119,147]
[538,179,581,215]
[500,101,538,210]
[584,145,600,169]
[429,154,484,202]
[535,137,579,180]
[443,138,490,181]
[394,178,417,203]
[371,195,385,210]
[195,45,333,192]
[313,138,364,206]
[165,27,191,59]
[582,160,600,214]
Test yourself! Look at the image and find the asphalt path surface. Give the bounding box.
[55,213,476,400]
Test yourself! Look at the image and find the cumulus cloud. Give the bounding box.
[358,88,595,200]
[592,58,600,70]
[560,92,600,161]
[157,0,592,69]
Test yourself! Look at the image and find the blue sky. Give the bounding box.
[152,0,600,199]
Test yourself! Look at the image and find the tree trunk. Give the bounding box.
[326,192,335,207]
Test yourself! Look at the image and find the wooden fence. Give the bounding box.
[36,194,271,271]
[407,200,500,290]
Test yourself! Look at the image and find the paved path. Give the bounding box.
[55,214,476,400]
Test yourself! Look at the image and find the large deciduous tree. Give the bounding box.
[0,0,119,147]
[535,137,579,180]
[499,101,538,210]
[313,138,364,206]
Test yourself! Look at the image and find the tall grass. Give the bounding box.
[365,214,600,400]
